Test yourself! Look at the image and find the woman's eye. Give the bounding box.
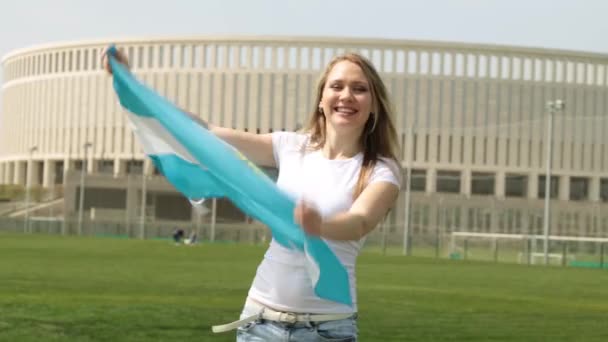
[328,84,367,92]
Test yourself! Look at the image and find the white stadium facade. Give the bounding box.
[1,36,607,240]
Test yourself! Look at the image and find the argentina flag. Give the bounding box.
[106,46,352,306]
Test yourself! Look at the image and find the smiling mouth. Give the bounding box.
[333,107,358,116]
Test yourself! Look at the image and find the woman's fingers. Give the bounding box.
[293,201,322,236]
[100,49,111,74]
[101,47,130,75]
[293,201,305,225]
[115,49,129,66]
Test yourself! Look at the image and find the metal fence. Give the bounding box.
[2,200,606,270]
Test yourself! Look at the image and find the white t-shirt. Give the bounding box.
[247,131,401,314]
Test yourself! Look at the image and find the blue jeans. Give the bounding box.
[236,317,358,342]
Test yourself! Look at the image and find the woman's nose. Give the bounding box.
[339,88,354,101]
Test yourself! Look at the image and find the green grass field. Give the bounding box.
[1,232,607,341]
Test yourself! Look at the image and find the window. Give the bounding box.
[83,50,89,70]
[471,172,494,196]
[74,160,84,171]
[538,175,558,199]
[98,160,114,174]
[408,169,426,192]
[54,161,64,184]
[569,177,589,201]
[601,179,608,202]
[126,160,143,174]
[437,170,461,194]
[78,188,127,210]
[505,174,527,198]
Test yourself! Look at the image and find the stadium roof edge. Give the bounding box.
[3,35,608,63]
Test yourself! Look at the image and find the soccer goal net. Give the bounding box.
[449,232,608,266]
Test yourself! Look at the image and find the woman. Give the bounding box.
[105,49,401,341]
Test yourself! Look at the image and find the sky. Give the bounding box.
[1,0,607,101]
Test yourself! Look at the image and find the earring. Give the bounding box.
[367,112,378,134]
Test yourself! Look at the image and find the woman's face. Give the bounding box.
[320,60,373,135]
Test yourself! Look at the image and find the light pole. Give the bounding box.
[402,123,415,255]
[542,100,565,265]
[24,146,38,233]
[77,142,93,236]
[210,198,217,242]
[139,160,147,240]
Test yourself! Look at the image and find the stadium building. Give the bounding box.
[1,36,607,240]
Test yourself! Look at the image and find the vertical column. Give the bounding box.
[143,159,152,176]
[14,161,25,185]
[198,71,211,123]
[63,170,78,223]
[528,171,538,199]
[114,159,126,177]
[188,71,201,115]
[29,160,41,186]
[529,58,542,170]
[85,74,95,160]
[562,67,574,171]
[224,72,236,129]
[54,77,63,154]
[508,56,519,168]
[449,54,460,167]
[495,170,506,199]
[592,87,603,174]
[95,75,105,155]
[109,64,120,159]
[42,160,56,188]
[473,55,485,165]
[218,72,229,127]
[63,158,74,185]
[461,169,471,197]
[87,153,95,174]
[140,44,154,71]
[235,70,248,131]
[0,163,5,185]
[4,76,12,132]
[426,73,439,165]
[208,44,217,69]
[497,58,509,167]
[66,76,76,159]
[559,175,569,201]
[6,162,15,185]
[589,176,600,202]
[461,78,474,167]
[581,64,591,172]
[519,82,531,169]
[426,168,437,194]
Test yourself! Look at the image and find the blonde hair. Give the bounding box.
[303,53,401,198]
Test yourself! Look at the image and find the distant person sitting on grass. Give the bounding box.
[172,228,185,244]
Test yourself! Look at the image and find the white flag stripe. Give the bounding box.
[128,113,198,164]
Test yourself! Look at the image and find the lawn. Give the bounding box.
[0,232,607,341]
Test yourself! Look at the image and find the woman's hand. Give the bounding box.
[101,47,130,75]
[293,201,323,237]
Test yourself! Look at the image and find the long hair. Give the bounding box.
[303,53,401,199]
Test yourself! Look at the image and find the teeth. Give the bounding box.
[335,107,357,114]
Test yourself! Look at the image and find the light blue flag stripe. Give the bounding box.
[107,46,352,306]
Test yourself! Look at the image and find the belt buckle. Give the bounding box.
[279,312,298,324]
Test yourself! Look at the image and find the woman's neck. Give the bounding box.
[322,129,362,160]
